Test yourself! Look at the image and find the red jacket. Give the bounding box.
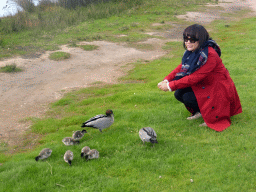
[164,47,242,131]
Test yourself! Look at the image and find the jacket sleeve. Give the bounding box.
[168,48,218,91]
[164,64,182,82]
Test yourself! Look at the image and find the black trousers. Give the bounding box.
[174,87,200,114]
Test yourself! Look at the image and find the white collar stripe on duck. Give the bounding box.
[81,109,114,132]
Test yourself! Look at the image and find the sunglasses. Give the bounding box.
[184,37,199,43]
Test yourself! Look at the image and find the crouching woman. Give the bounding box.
[158,24,242,132]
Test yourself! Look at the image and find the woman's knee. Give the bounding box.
[183,92,197,105]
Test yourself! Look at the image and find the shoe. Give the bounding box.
[199,122,207,127]
[187,112,202,120]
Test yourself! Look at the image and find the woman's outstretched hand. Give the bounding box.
[158,81,169,92]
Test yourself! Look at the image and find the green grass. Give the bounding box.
[0,64,23,73]
[48,51,71,61]
[78,44,99,51]
[1,1,256,192]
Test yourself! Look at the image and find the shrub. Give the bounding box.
[0,64,23,73]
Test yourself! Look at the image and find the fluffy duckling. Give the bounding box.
[62,137,80,146]
[35,148,52,161]
[81,109,114,133]
[81,146,91,158]
[64,150,73,166]
[72,129,87,141]
[85,149,99,161]
[139,127,158,146]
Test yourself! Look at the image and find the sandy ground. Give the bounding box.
[0,0,255,152]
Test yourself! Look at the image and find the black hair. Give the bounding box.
[183,24,210,50]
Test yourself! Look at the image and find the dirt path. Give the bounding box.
[0,0,255,152]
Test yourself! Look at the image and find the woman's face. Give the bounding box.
[184,36,199,52]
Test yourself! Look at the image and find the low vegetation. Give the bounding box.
[1,0,256,191]
[78,44,99,51]
[49,51,71,60]
[0,64,23,73]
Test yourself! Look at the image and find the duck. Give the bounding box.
[72,129,87,141]
[85,149,99,161]
[35,148,52,161]
[64,150,73,166]
[139,127,158,146]
[81,146,91,158]
[62,137,80,146]
[81,109,114,133]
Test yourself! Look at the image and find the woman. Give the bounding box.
[158,24,242,132]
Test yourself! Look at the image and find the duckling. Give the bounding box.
[62,137,80,146]
[64,150,73,166]
[81,146,91,158]
[85,149,99,161]
[72,129,87,141]
[35,148,52,161]
[139,127,158,146]
[81,109,114,133]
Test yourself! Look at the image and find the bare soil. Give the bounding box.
[0,0,255,153]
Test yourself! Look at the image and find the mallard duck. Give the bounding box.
[64,150,73,166]
[139,127,158,146]
[35,148,52,161]
[62,137,80,146]
[81,109,114,132]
